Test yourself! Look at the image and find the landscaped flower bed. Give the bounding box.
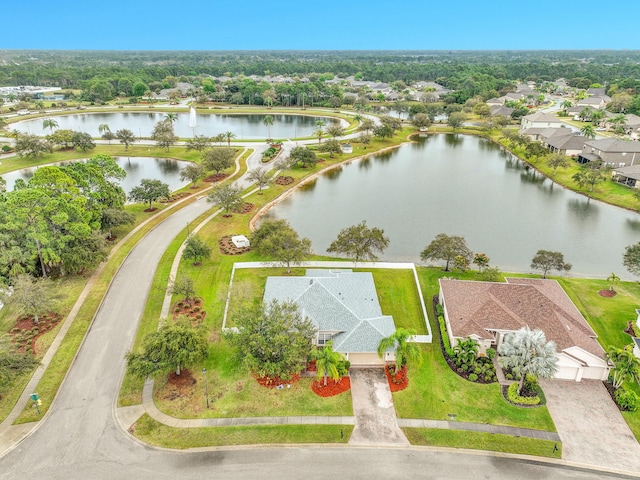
[232,202,254,214]
[10,313,62,354]
[204,173,229,183]
[275,176,294,186]
[261,143,283,163]
[160,192,191,203]
[312,377,351,397]
[384,365,409,392]
[171,297,206,324]
[254,372,300,388]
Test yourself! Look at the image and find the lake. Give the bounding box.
[13,112,344,139]
[1,157,192,199]
[262,134,640,278]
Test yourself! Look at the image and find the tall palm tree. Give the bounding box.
[224,131,236,146]
[42,118,58,134]
[165,113,178,123]
[590,109,606,126]
[607,345,640,389]
[498,326,558,395]
[560,100,573,115]
[377,328,422,375]
[263,115,274,139]
[98,123,111,135]
[312,341,343,386]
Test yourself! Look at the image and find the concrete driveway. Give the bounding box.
[348,368,408,446]
[541,379,640,473]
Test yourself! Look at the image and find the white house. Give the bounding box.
[520,112,563,130]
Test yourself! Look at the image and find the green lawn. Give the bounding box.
[403,428,562,459]
[132,414,352,448]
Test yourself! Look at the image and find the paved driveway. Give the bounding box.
[348,368,408,446]
[541,379,640,473]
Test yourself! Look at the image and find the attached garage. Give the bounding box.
[346,352,386,367]
[555,347,609,381]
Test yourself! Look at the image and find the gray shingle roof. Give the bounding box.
[263,270,396,354]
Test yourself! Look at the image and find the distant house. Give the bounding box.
[520,112,563,130]
[577,97,607,109]
[263,270,397,366]
[490,105,514,117]
[438,277,610,381]
[612,165,640,187]
[578,138,640,166]
[520,126,571,142]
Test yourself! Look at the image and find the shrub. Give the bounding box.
[436,304,444,316]
[175,307,181,313]
[468,373,478,382]
[438,316,454,357]
[615,389,640,412]
[484,374,494,382]
[474,366,482,375]
[507,382,540,405]
[461,364,469,372]
[506,373,513,380]
[193,306,200,313]
[486,348,496,360]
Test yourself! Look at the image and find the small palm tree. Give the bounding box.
[42,118,58,134]
[377,328,422,375]
[224,131,236,146]
[263,115,274,139]
[312,341,343,386]
[580,124,596,139]
[165,113,178,123]
[607,345,640,389]
[453,337,479,367]
[98,123,111,135]
[607,272,620,292]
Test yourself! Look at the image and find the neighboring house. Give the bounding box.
[577,97,607,109]
[545,133,589,157]
[520,112,563,130]
[486,98,503,106]
[490,105,514,117]
[438,277,610,381]
[520,126,571,141]
[611,165,640,187]
[633,337,640,359]
[578,138,640,166]
[263,270,397,366]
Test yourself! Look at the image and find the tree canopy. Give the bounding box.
[253,219,312,273]
[420,233,472,271]
[129,179,170,210]
[530,250,572,278]
[327,221,389,265]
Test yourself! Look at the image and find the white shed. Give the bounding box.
[341,143,353,154]
[231,235,250,248]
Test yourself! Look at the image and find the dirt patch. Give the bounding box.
[233,202,254,214]
[275,176,294,186]
[204,173,229,183]
[598,289,617,298]
[159,369,197,401]
[171,297,206,324]
[144,207,158,212]
[384,365,408,392]
[10,312,62,354]
[218,235,251,255]
[624,321,637,337]
[312,376,351,397]
[254,372,300,388]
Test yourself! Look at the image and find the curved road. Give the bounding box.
[0,142,635,480]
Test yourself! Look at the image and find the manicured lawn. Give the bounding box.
[132,414,352,448]
[403,428,562,459]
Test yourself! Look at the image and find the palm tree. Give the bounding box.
[607,345,640,389]
[263,115,274,139]
[164,113,178,123]
[312,341,343,386]
[498,326,558,395]
[560,100,573,115]
[580,124,596,139]
[377,328,422,375]
[224,131,236,146]
[607,272,620,292]
[590,109,606,126]
[98,123,111,136]
[453,337,479,367]
[42,118,58,134]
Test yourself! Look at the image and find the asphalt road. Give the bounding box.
[0,138,636,480]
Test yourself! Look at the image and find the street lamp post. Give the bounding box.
[203,368,209,408]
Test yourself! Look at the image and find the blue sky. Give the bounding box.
[5,0,640,50]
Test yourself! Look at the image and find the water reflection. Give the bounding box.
[263,134,640,277]
[326,166,343,181]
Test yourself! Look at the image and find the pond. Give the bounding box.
[262,134,640,278]
[1,157,192,199]
[12,112,344,139]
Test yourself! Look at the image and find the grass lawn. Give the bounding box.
[403,428,562,459]
[559,277,640,440]
[131,414,352,448]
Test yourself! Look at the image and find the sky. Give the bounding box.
[4,0,640,51]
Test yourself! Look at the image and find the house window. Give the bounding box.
[317,333,333,346]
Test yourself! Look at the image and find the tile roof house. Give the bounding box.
[264,270,397,366]
[438,278,609,381]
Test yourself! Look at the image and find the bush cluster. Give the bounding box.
[507,382,540,405]
[615,389,640,412]
[438,315,454,357]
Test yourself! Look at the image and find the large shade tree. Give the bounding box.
[327,221,389,265]
[253,221,312,273]
[530,250,572,278]
[129,179,170,210]
[420,233,472,271]
[498,326,558,395]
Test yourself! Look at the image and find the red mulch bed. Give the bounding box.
[384,365,408,392]
[144,207,158,212]
[233,202,254,214]
[254,373,300,388]
[171,297,206,324]
[204,173,229,183]
[10,312,62,354]
[306,360,317,372]
[312,377,351,397]
[218,235,251,255]
[275,176,294,186]
[598,289,617,298]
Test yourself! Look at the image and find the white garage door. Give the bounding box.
[555,365,580,380]
[348,353,385,366]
